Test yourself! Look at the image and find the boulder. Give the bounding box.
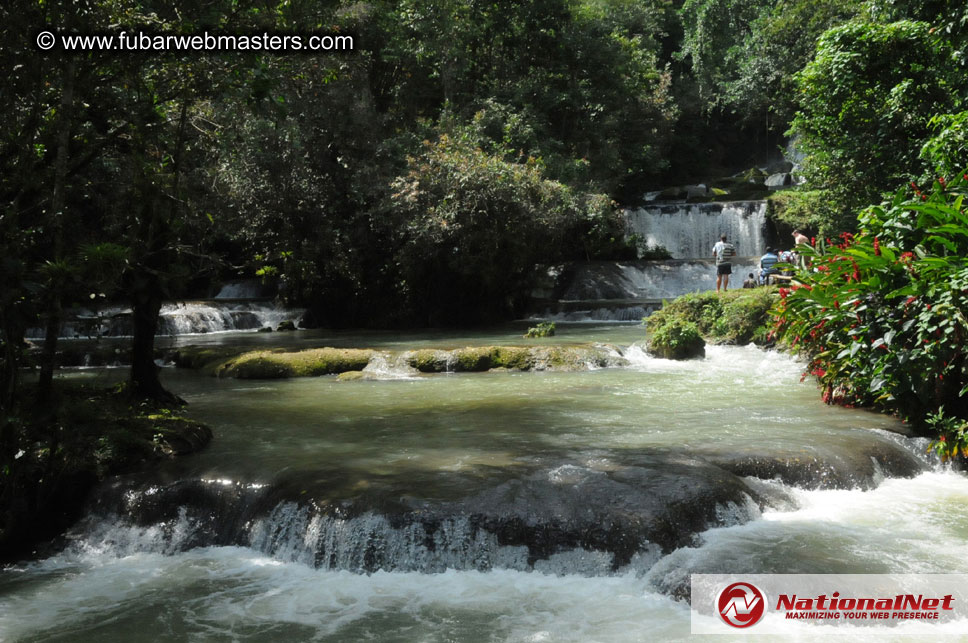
[764,159,794,174]
[647,319,706,360]
[765,172,793,189]
[276,320,297,331]
[684,184,710,199]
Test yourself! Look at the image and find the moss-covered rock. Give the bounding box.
[647,319,705,360]
[646,288,777,346]
[454,347,494,371]
[176,344,628,378]
[337,370,367,381]
[406,349,453,372]
[172,345,248,374]
[491,346,534,370]
[216,348,375,378]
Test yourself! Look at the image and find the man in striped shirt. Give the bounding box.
[712,235,736,292]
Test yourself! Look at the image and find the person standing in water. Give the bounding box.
[712,234,736,292]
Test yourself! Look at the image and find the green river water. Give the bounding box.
[2,325,967,641]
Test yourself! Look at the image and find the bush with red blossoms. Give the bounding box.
[771,172,968,460]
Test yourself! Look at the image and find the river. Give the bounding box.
[2,325,966,641]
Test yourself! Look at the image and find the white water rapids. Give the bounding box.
[3,336,967,641]
[3,469,967,641]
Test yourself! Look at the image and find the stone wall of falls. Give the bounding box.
[528,259,759,322]
[624,201,767,259]
[556,260,760,302]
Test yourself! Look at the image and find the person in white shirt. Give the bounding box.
[712,234,736,292]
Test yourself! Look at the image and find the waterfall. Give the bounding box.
[214,279,273,299]
[529,259,759,322]
[624,201,767,259]
[26,301,303,339]
[528,200,769,322]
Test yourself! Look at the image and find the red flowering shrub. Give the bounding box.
[771,172,968,458]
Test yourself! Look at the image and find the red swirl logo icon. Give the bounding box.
[717,581,767,628]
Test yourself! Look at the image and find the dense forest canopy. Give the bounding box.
[1,0,966,400]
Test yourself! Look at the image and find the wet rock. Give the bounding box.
[704,434,926,489]
[78,454,765,575]
[764,160,794,174]
[257,326,273,333]
[276,320,297,331]
[765,172,793,189]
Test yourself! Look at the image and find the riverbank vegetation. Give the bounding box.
[0,383,210,560]
[771,171,968,458]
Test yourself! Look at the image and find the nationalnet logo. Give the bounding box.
[692,574,968,635]
[717,582,766,628]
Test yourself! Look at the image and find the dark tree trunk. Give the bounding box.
[37,60,77,403]
[129,282,180,403]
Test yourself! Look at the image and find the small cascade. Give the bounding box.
[64,453,783,578]
[528,200,769,322]
[361,351,423,379]
[214,279,274,300]
[530,259,758,322]
[26,301,303,339]
[624,201,767,259]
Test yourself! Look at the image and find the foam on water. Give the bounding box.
[647,470,968,593]
[0,552,690,642]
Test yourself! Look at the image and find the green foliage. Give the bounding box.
[770,172,968,453]
[680,0,858,125]
[920,111,968,179]
[791,19,957,223]
[391,134,611,324]
[384,0,678,196]
[646,288,778,345]
[925,407,968,462]
[637,243,673,260]
[647,318,705,359]
[525,322,557,338]
[767,189,844,236]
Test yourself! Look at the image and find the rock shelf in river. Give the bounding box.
[173,343,629,378]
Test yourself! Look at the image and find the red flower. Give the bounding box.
[779,287,789,299]
[873,237,881,256]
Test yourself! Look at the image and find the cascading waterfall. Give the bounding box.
[26,300,303,339]
[624,201,768,259]
[529,201,769,322]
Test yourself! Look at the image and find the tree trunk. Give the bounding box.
[127,98,190,405]
[129,282,180,403]
[37,59,77,404]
